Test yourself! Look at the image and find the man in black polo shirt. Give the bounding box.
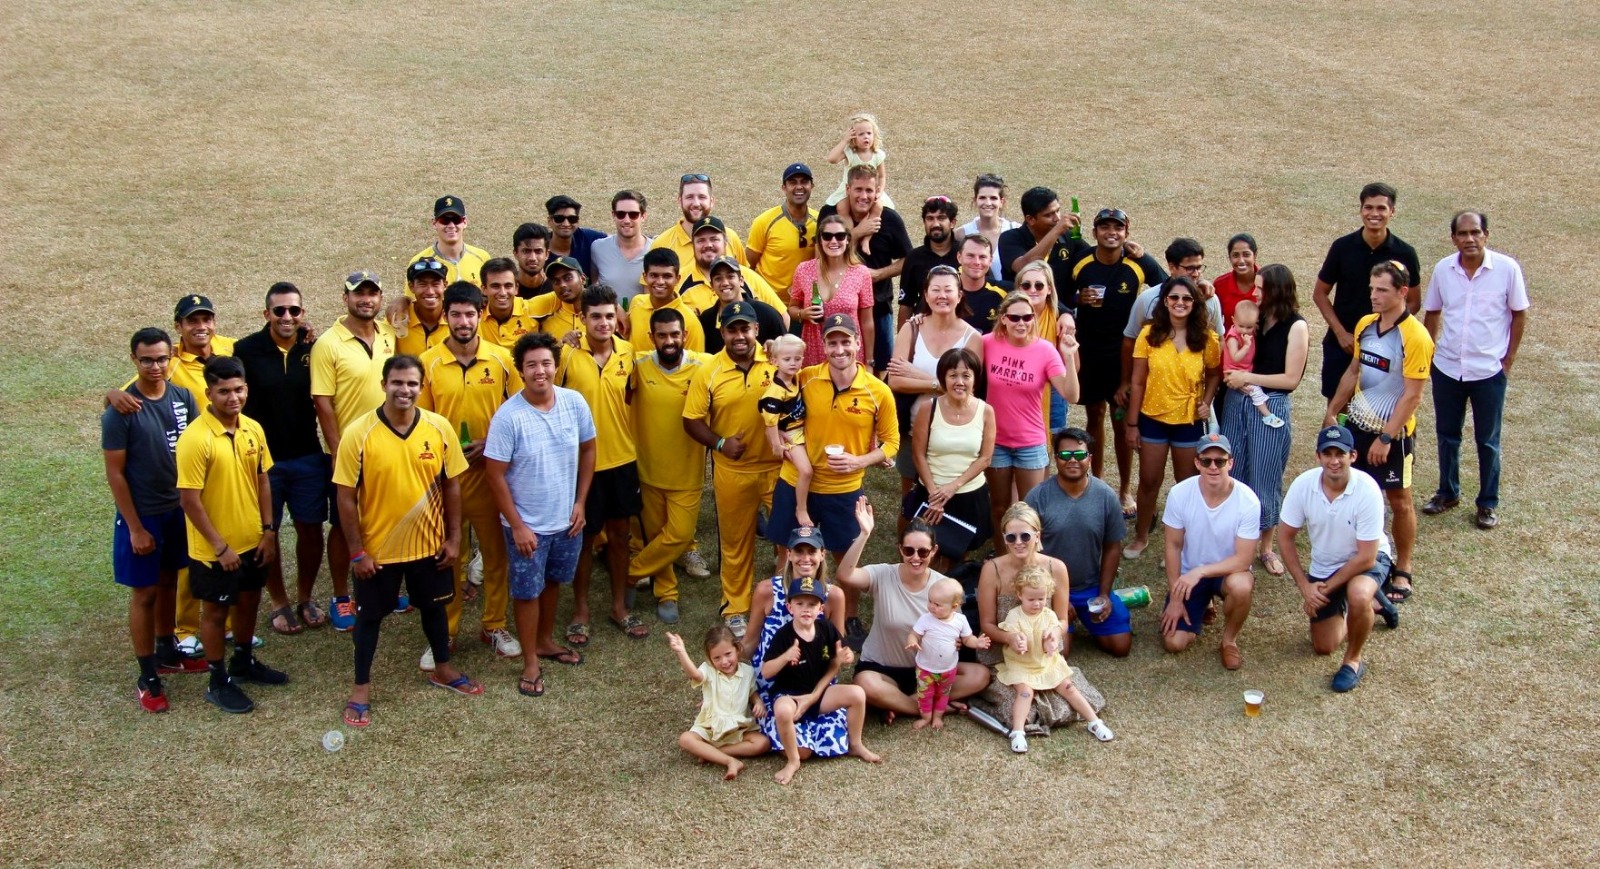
[1312,182,1422,400]
[897,196,960,325]
[998,186,1089,286]
[698,257,787,353]
[955,234,1010,335]
[234,282,328,635]
[818,165,913,371]
[1067,208,1167,514]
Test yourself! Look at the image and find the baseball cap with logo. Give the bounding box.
[691,215,727,236]
[1196,431,1233,456]
[174,295,215,319]
[407,258,448,283]
[543,255,583,278]
[718,301,758,328]
[708,255,741,276]
[1316,424,1357,453]
[434,196,466,218]
[1093,207,1130,227]
[783,163,813,182]
[344,270,383,293]
[823,313,859,338]
[787,573,828,603]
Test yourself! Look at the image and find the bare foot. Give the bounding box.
[912,716,931,730]
[723,759,744,781]
[774,761,801,785]
[931,714,945,730]
[849,744,883,764]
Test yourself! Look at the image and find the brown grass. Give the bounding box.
[2,0,1598,865]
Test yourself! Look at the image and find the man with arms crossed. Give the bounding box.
[486,332,596,696]
[336,355,480,728]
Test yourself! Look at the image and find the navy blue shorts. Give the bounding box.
[1311,552,1394,622]
[1068,586,1133,637]
[767,481,860,552]
[270,452,330,526]
[112,508,188,588]
[1163,575,1226,635]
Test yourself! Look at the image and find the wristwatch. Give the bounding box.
[1377,432,1394,445]
[261,523,278,532]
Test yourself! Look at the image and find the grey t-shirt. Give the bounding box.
[589,235,650,301]
[1025,475,1125,593]
[101,383,197,516]
[859,563,946,669]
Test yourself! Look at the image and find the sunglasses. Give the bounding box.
[900,545,933,558]
[819,231,850,242]
[613,210,641,220]
[1166,294,1195,304]
[1056,449,1089,461]
[1004,312,1035,323]
[1003,531,1035,544]
[550,214,580,225]
[436,215,463,225]
[1019,281,1049,290]
[1197,456,1229,468]
[928,264,959,276]
[271,305,304,317]
[681,173,711,183]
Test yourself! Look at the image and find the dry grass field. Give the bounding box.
[2,0,1598,865]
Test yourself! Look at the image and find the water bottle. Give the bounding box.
[1113,585,1151,608]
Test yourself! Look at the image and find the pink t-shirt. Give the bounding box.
[983,333,1065,448]
[1223,325,1255,373]
[791,259,872,366]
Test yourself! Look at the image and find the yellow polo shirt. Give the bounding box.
[783,362,898,494]
[176,409,273,561]
[310,317,397,449]
[527,294,586,342]
[747,205,819,294]
[416,339,521,506]
[332,407,468,565]
[679,266,786,315]
[558,337,636,471]
[395,304,449,358]
[631,350,711,491]
[479,298,538,350]
[684,350,779,471]
[628,294,706,353]
[649,222,748,276]
[408,243,494,289]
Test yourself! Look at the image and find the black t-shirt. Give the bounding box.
[768,616,843,696]
[997,225,1091,289]
[1067,248,1168,354]
[1316,229,1421,335]
[235,327,323,460]
[818,204,915,317]
[898,243,960,313]
[961,280,1012,335]
[100,384,197,516]
[699,298,787,354]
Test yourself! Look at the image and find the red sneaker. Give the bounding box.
[137,678,169,713]
[158,656,209,675]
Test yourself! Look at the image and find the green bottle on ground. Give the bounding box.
[1113,585,1151,608]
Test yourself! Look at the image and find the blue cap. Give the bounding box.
[787,574,827,603]
[786,525,821,550]
[1317,424,1357,453]
[1196,431,1232,456]
[783,162,813,182]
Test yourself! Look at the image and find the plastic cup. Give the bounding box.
[1087,598,1107,616]
[824,444,845,457]
[1085,284,1106,308]
[1243,690,1264,718]
[322,730,345,752]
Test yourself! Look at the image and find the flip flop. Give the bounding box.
[429,674,484,696]
[537,649,584,666]
[1257,551,1285,576]
[565,623,591,647]
[269,605,304,635]
[518,675,545,697]
[296,600,328,629]
[342,701,371,728]
[610,614,649,640]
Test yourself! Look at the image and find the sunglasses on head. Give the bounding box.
[271,305,303,317]
[681,173,710,183]
[1003,531,1035,544]
[436,215,463,225]
[819,231,849,242]
[1197,456,1229,468]
[1004,312,1035,323]
[613,210,640,220]
[928,264,959,276]
[900,545,932,558]
[550,214,579,225]
[924,195,952,204]
[1056,449,1089,461]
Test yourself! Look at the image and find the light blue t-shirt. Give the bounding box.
[484,387,596,534]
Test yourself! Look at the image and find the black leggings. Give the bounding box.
[352,559,455,685]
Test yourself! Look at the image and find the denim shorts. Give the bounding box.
[1137,416,1206,448]
[504,526,582,601]
[269,452,331,525]
[990,442,1049,470]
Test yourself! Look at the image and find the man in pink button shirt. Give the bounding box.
[1420,212,1529,530]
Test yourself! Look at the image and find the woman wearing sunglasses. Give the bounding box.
[970,502,1105,737]
[1015,260,1079,435]
[834,496,992,723]
[1122,276,1222,559]
[981,292,1080,551]
[788,213,874,367]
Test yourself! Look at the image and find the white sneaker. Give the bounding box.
[725,614,748,640]
[1087,719,1115,742]
[419,645,436,672]
[467,550,484,587]
[1009,729,1029,753]
[677,549,710,578]
[224,631,264,650]
[481,628,522,658]
[176,636,203,658]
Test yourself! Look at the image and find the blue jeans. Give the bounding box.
[1431,366,1506,509]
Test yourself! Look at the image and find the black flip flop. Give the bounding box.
[518,675,545,697]
[537,649,584,666]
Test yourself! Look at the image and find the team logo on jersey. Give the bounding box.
[419,440,436,461]
[1119,282,1130,294]
[478,366,496,385]
[1359,350,1391,372]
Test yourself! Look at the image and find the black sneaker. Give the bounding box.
[228,655,289,686]
[204,679,255,714]
[844,616,868,653]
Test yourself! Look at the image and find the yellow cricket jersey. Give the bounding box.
[310,317,397,450]
[628,294,706,353]
[527,293,586,342]
[479,298,538,350]
[395,305,449,358]
[631,350,711,491]
[783,362,899,494]
[558,337,636,471]
[683,350,779,471]
[176,409,274,561]
[416,340,523,445]
[331,407,468,565]
[679,267,787,315]
[408,243,494,289]
[746,206,819,294]
[649,222,748,276]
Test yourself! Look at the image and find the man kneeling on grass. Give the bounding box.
[335,355,481,728]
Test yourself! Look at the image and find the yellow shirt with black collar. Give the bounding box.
[747,205,819,294]
[558,336,636,471]
[679,266,786,315]
[783,362,898,494]
[331,407,468,566]
[479,298,538,350]
[683,349,779,471]
[649,222,748,277]
[527,293,586,342]
[408,243,494,289]
[395,304,450,358]
[176,409,274,561]
[416,339,523,502]
[628,293,706,353]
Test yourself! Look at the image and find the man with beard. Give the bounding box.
[897,195,961,325]
[544,195,607,279]
[747,163,819,297]
[650,173,748,272]
[409,196,492,288]
[677,217,788,314]
[511,223,552,299]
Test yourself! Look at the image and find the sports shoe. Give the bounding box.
[329,596,355,632]
[676,549,710,578]
[466,550,484,587]
[225,631,265,650]
[176,635,204,658]
[228,655,288,685]
[657,601,680,624]
[725,614,748,640]
[205,678,255,714]
[419,639,456,672]
[156,640,209,674]
[480,628,523,658]
[137,676,169,713]
[395,594,413,614]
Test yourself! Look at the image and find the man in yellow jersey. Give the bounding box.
[746,163,819,296]
[629,248,705,352]
[409,195,492,288]
[683,303,780,639]
[649,173,748,272]
[529,255,586,346]
[628,308,710,624]
[677,217,789,316]
[511,223,551,299]
[479,257,538,350]
[311,270,398,629]
[335,354,481,727]
[559,284,646,641]
[416,282,524,668]
[175,356,286,714]
[764,314,898,648]
[394,257,450,358]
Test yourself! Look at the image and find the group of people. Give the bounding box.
[102,150,1528,783]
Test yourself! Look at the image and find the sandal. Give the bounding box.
[1385,570,1414,604]
[269,605,304,635]
[610,614,650,640]
[1257,551,1285,576]
[342,701,371,728]
[296,600,327,629]
[1086,719,1115,742]
[429,674,485,696]
[537,649,584,666]
[518,675,545,697]
[565,623,590,647]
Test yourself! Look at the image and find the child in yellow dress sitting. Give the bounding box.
[996,564,1115,753]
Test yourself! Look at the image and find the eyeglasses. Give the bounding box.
[928,265,959,276]
[136,355,171,368]
[1177,263,1205,274]
[271,305,304,317]
[1056,449,1089,461]
[550,214,579,225]
[613,210,641,220]
[436,215,463,225]
[1166,294,1195,304]
[1004,312,1035,323]
[900,545,933,558]
[1019,281,1049,291]
[819,231,849,243]
[681,173,711,184]
[1003,531,1035,544]
[1197,456,1229,468]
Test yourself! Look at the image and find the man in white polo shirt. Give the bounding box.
[1279,425,1401,693]
[1420,212,1529,531]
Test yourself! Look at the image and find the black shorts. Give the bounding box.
[188,549,269,605]
[854,659,918,696]
[358,558,454,615]
[585,461,643,526]
[1351,428,1414,490]
[1311,553,1394,622]
[1077,348,1123,406]
[1320,332,1352,400]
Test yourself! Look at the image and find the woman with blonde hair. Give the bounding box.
[1015,260,1080,434]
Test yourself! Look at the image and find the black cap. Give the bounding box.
[787,525,823,550]
[343,270,383,292]
[434,196,465,218]
[783,163,813,182]
[1093,207,1129,227]
[174,295,215,319]
[407,258,448,283]
[708,255,741,276]
[543,255,583,277]
[823,312,859,338]
[718,301,758,327]
[691,215,726,236]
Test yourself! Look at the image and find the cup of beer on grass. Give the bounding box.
[1243,690,1264,718]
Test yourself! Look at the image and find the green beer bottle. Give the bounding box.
[1068,196,1082,241]
[459,421,471,449]
[1113,585,1151,608]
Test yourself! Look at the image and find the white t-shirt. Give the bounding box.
[1161,476,1261,575]
[858,563,943,669]
[911,611,972,675]
[1280,467,1392,579]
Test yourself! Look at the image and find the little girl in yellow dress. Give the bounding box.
[996,564,1115,753]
